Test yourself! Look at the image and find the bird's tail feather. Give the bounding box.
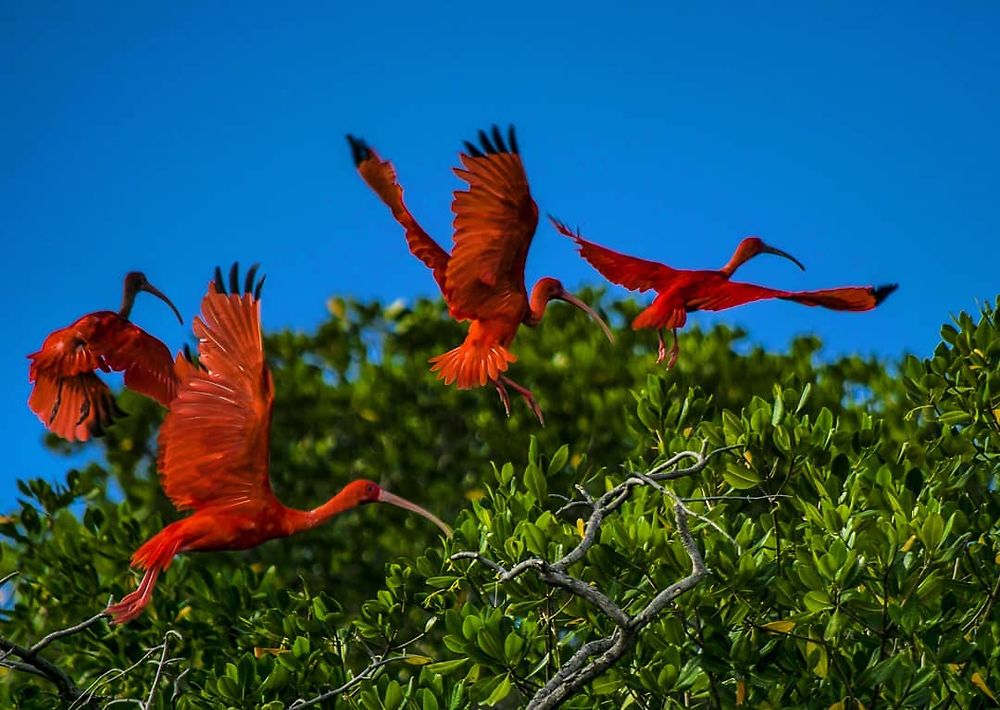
[429,339,517,389]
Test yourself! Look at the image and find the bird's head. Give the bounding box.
[724,238,806,276]
[529,278,614,343]
[342,479,452,536]
[122,271,183,323]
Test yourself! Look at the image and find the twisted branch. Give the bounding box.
[0,573,109,706]
[452,444,730,710]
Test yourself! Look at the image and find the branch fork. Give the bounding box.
[452,444,729,709]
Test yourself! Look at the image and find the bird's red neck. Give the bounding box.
[282,481,375,534]
[524,277,562,326]
[719,240,759,278]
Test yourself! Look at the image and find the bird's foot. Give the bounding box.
[666,331,680,369]
[523,395,545,427]
[494,381,512,418]
[656,331,668,364]
[498,376,545,426]
[106,590,151,625]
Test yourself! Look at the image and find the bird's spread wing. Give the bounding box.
[691,281,898,312]
[28,371,122,442]
[347,135,450,292]
[445,126,539,321]
[550,218,675,293]
[93,322,178,406]
[157,265,274,512]
[27,313,175,439]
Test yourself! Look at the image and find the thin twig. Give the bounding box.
[289,655,408,708]
[143,630,181,710]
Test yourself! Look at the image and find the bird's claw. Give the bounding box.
[666,345,679,369]
[494,382,512,418]
[525,397,545,427]
[106,592,149,625]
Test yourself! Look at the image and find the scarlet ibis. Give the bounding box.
[550,218,897,367]
[27,272,183,442]
[106,264,451,624]
[347,126,613,424]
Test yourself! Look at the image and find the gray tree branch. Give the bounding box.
[451,444,729,710]
[0,573,109,706]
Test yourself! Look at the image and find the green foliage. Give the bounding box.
[3,294,999,708]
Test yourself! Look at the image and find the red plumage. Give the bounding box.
[552,218,896,367]
[106,265,450,624]
[348,126,612,423]
[28,272,183,442]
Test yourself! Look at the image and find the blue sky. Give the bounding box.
[3,3,998,507]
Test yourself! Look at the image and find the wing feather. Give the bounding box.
[93,322,177,405]
[691,281,897,312]
[348,135,450,292]
[157,268,274,512]
[445,126,539,321]
[549,218,675,293]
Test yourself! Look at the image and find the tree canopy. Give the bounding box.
[2,291,999,709]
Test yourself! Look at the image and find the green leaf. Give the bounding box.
[549,444,570,474]
[483,675,512,706]
[426,658,469,675]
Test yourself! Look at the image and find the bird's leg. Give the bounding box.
[656,329,668,364]
[667,329,680,369]
[106,567,160,625]
[494,379,512,418]
[498,375,545,426]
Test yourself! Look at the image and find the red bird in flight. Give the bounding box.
[347,126,613,424]
[551,218,897,367]
[28,272,183,442]
[106,265,451,624]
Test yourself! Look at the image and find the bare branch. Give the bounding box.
[289,654,408,708]
[143,630,182,710]
[450,443,728,710]
[0,592,109,707]
[30,610,108,655]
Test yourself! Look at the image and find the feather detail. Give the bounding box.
[428,320,518,389]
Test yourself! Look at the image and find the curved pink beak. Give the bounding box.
[761,243,806,272]
[141,281,184,324]
[377,490,452,537]
[558,291,615,343]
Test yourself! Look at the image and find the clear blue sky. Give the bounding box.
[3,3,998,507]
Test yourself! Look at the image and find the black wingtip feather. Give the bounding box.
[346,134,370,166]
[873,284,898,306]
[477,129,495,155]
[465,125,519,157]
[244,263,260,295]
[213,262,265,299]
[491,125,506,153]
[463,140,485,158]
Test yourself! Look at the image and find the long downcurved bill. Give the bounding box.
[763,245,806,272]
[559,292,615,343]
[142,282,184,324]
[378,490,452,537]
